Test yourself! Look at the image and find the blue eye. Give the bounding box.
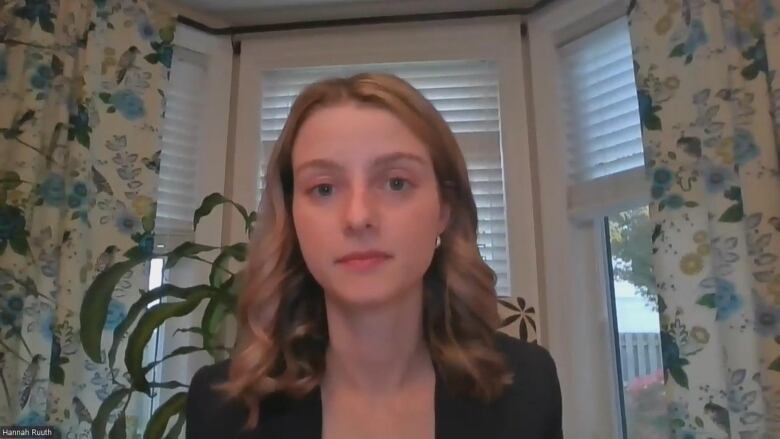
[387,177,409,191]
[311,184,334,197]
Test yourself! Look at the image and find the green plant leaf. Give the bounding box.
[651,224,662,243]
[0,171,22,189]
[669,43,685,58]
[149,380,189,389]
[124,246,148,259]
[165,242,219,269]
[50,364,65,384]
[769,355,780,372]
[144,53,160,65]
[202,298,230,358]
[678,136,702,158]
[39,17,54,33]
[657,296,667,314]
[17,110,35,126]
[51,55,63,75]
[91,388,131,439]
[226,274,240,300]
[82,257,151,363]
[159,26,175,44]
[108,284,216,368]
[193,192,252,232]
[719,203,744,223]
[724,186,742,201]
[742,63,760,80]
[209,243,247,288]
[108,412,126,439]
[644,114,662,131]
[236,204,251,232]
[696,293,716,308]
[142,214,155,233]
[77,131,90,148]
[9,234,29,256]
[143,392,187,439]
[173,326,205,336]
[209,255,231,289]
[669,366,689,389]
[142,346,203,374]
[246,211,257,234]
[193,193,229,230]
[126,290,212,393]
[163,411,186,439]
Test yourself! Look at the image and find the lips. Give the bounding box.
[335,250,392,263]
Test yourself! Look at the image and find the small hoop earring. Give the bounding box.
[435,235,441,248]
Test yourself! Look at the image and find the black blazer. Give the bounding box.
[186,332,563,439]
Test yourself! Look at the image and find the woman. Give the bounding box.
[186,73,563,439]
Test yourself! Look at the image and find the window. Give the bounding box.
[155,46,208,250]
[135,24,232,437]
[529,1,656,437]
[606,207,667,438]
[137,45,210,431]
[559,17,643,185]
[257,60,512,296]
[559,17,666,438]
[143,258,166,414]
[232,15,540,356]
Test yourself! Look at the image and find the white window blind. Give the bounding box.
[560,17,644,186]
[155,47,206,246]
[258,61,511,295]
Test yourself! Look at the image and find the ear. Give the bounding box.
[438,200,451,234]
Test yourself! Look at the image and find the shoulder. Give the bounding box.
[188,359,234,411]
[190,359,231,389]
[186,360,248,439]
[190,359,231,393]
[493,331,558,380]
[186,360,318,439]
[492,332,563,438]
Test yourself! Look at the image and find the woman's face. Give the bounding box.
[291,102,450,309]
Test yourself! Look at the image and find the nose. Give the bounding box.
[343,183,378,233]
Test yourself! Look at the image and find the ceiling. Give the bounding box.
[169,0,548,27]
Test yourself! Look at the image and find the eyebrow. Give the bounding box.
[293,152,428,175]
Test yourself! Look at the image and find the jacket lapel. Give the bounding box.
[434,373,498,439]
[246,387,322,439]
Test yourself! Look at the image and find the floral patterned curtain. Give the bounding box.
[628,0,780,437]
[0,0,173,437]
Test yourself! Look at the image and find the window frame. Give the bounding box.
[229,17,543,333]
[165,24,233,250]
[144,22,234,421]
[528,0,651,437]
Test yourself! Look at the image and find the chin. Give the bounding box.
[322,275,418,309]
[326,286,400,308]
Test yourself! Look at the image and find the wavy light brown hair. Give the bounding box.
[218,73,512,428]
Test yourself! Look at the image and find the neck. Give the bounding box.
[321,284,433,398]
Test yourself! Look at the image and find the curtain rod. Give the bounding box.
[175,0,555,36]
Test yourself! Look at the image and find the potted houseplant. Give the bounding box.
[80,193,254,439]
